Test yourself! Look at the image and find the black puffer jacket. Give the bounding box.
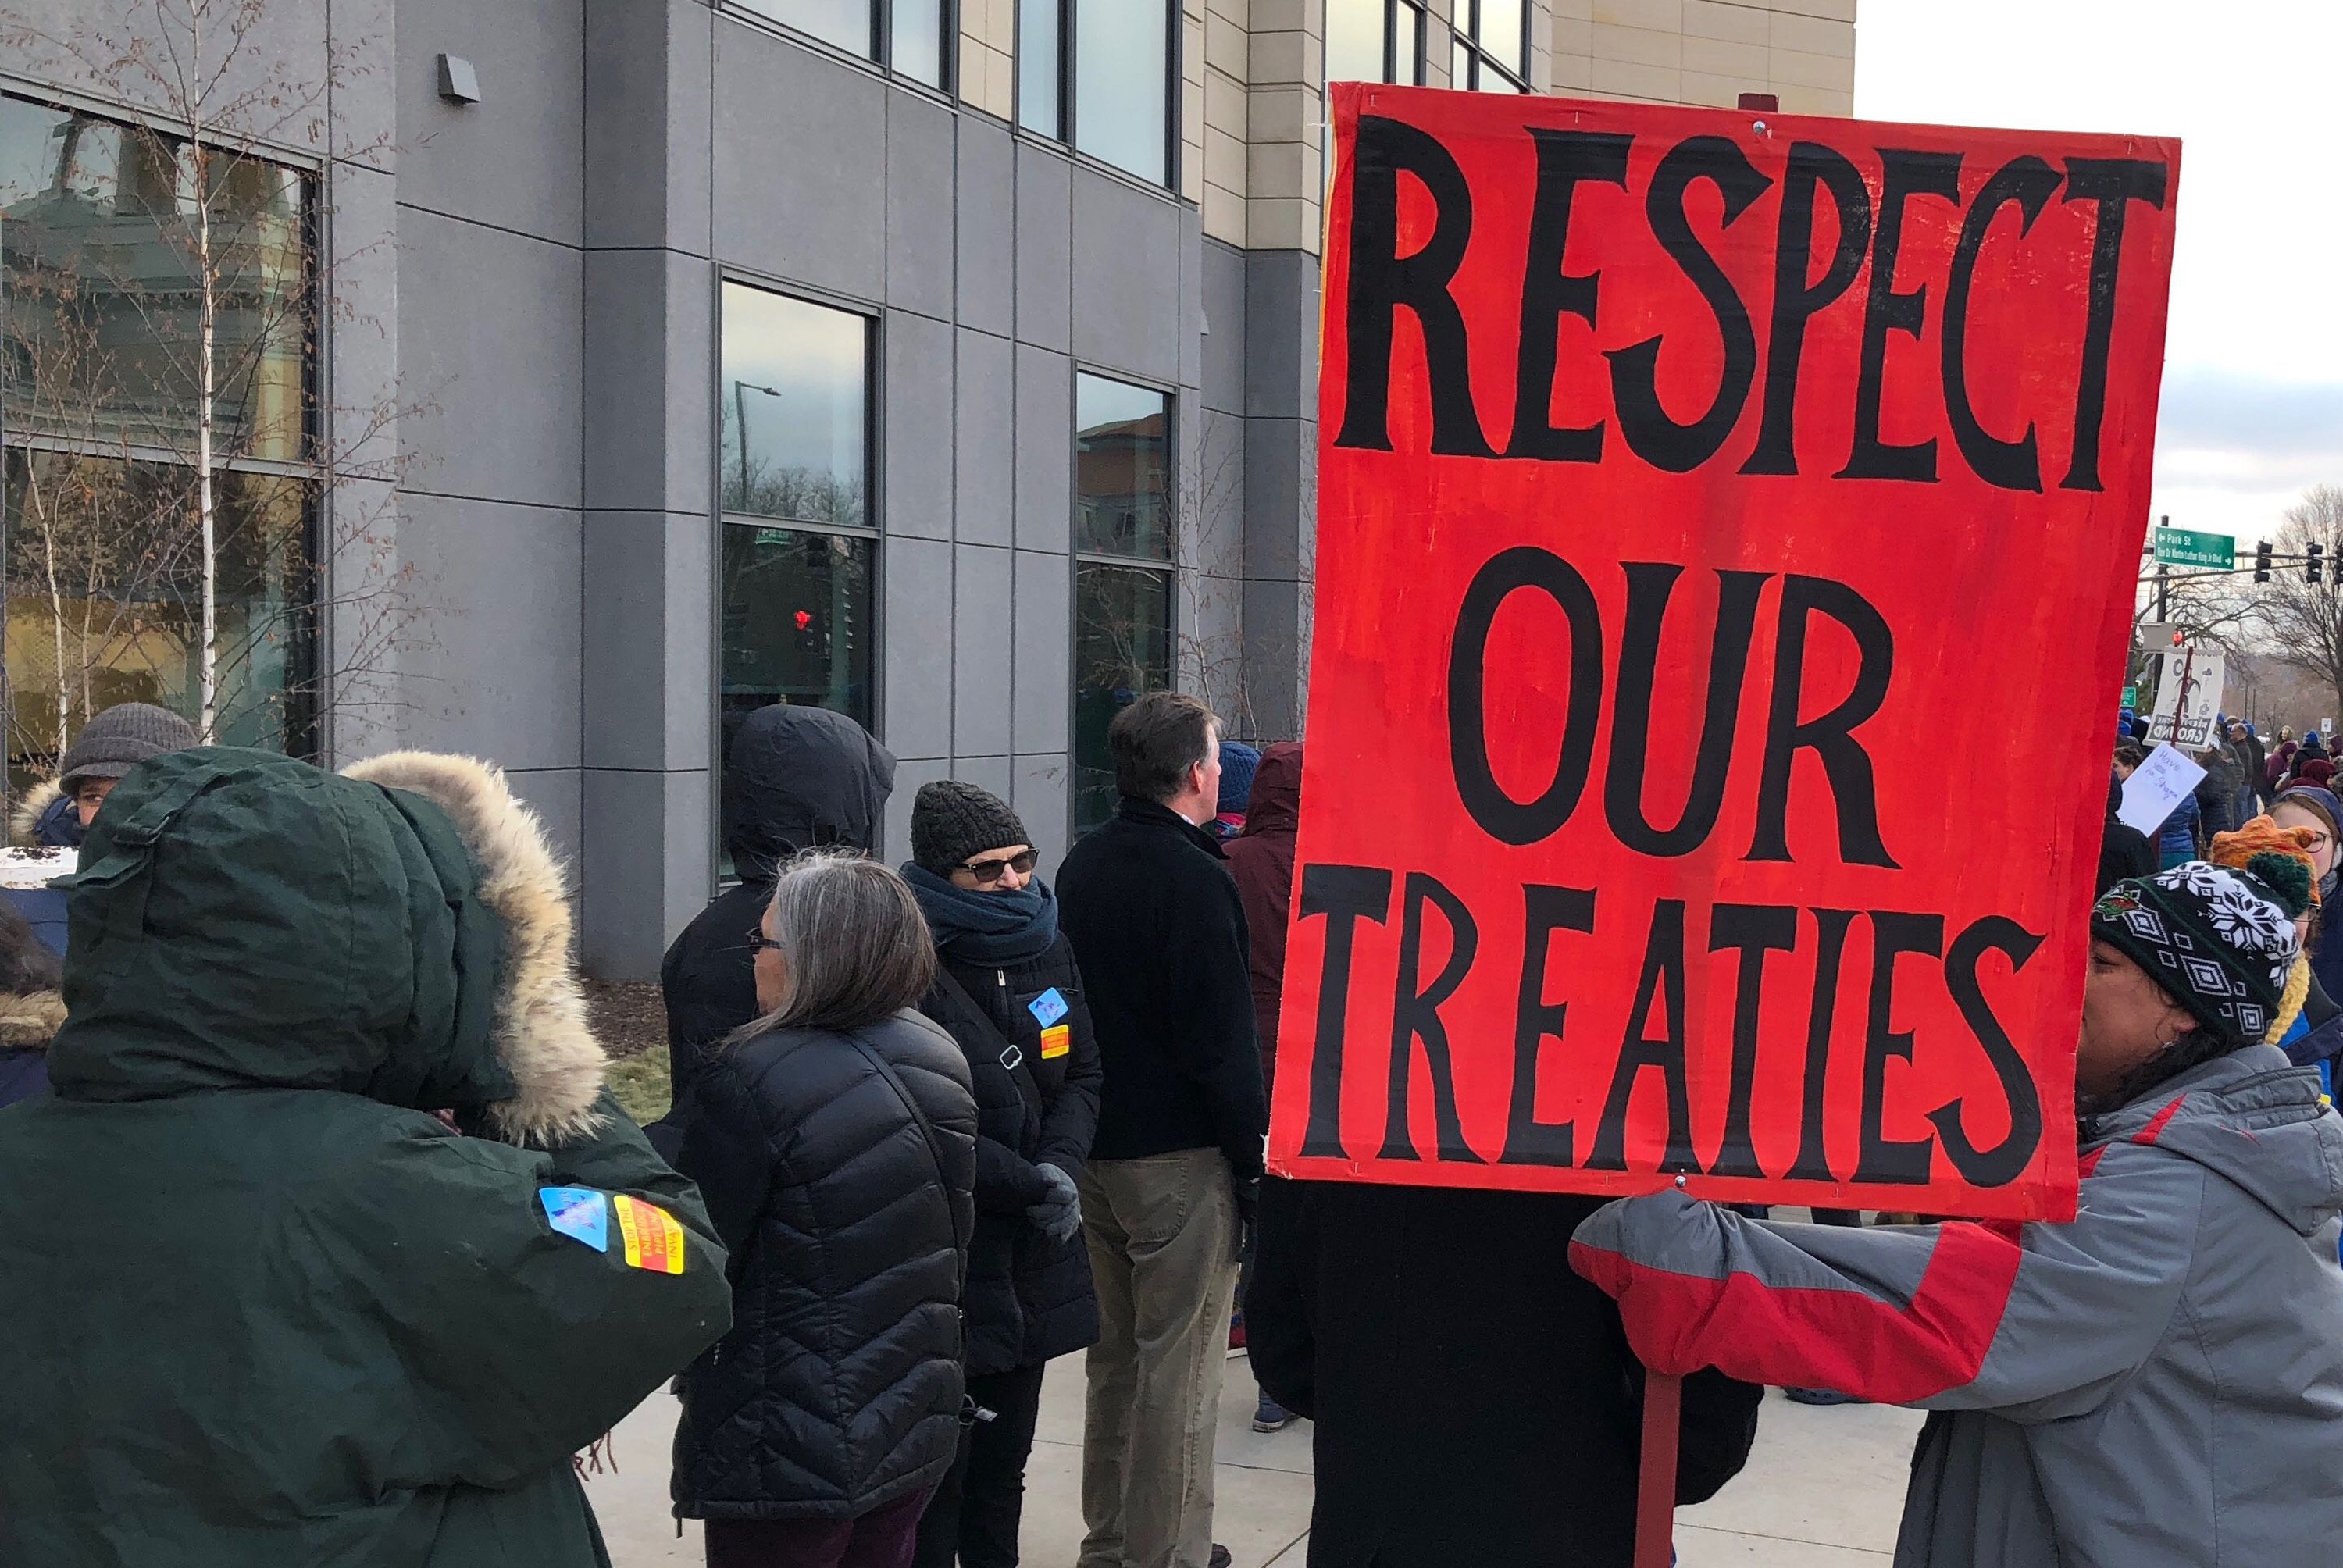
[659,706,897,1121]
[671,1009,976,1521]
[916,939,1103,1377]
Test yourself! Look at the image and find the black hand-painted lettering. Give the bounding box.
[1854,911,1944,1184]
[1708,903,1800,1179]
[1449,547,1606,846]
[1786,907,1860,1182]
[1604,565,1771,856]
[1507,129,1632,463]
[1381,871,1485,1163]
[1296,863,1396,1159]
[1928,914,2047,1187]
[1743,143,1873,476]
[1942,155,2062,492]
[1747,575,1899,866]
[1502,882,1596,1167]
[1587,899,1703,1174]
[1838,148,1963,483]
[2059,158,2170,492]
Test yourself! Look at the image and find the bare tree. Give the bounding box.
[0,0,426,775]
[2257,483,2343,723]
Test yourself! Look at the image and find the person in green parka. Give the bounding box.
[0,747,733,1566]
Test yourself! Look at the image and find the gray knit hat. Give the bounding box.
[911,780,1030,877]
[59,702,199,788]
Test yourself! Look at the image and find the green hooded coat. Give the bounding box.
[0,748,733,1566]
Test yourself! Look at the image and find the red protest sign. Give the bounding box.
[1270,86,2179,1223]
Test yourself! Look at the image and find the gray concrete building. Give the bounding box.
[0,0,1854,976]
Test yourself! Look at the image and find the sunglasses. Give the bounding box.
[959,849,1040,886]
[744,925,780,955]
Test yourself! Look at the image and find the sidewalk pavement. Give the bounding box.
[589,1355,1922,1566]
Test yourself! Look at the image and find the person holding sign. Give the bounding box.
[1572,857,2343,1568]
[900,782,1104,1568]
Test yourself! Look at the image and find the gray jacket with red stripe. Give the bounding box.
[1570,1044,2343,1568]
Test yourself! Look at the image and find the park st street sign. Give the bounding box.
[2152,526,2234,570]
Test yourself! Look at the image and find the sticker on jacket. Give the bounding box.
[1027,988,1069,1028]
[613,1194,686,1274]
[539,1187,609,1253]
[1040,1024,1072,1059]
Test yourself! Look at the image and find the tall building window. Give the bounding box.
[1451,0,1528,92]
[736,0,954,89]
[1020,1,1175,189]
[1072,372,1172,834]
[718,280,876,780]
[1327,0,1427,86]
[0,93,314,786]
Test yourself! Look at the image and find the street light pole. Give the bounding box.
[732,380,784,507]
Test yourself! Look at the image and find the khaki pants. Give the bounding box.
[1076,1148,1239,1568]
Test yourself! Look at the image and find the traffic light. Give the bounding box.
[2256,540,2273,583]
[2311,542,2326,585]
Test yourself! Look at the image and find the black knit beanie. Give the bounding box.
[2091,858,2309,1043]
[911,780,1030,877]
[58,702,199,788]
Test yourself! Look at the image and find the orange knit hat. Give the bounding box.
[2211,814,2322,904]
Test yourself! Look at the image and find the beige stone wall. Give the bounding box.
[1556,0,1855,115]
[961,0,1016,119]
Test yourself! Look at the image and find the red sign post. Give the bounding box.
[1274,85,2179,1226]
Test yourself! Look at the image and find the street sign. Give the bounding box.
[2120,685,2139,708]
[2147,647,2226,748]
[2152,526,2234,570]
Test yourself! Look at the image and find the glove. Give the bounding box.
[1232,1176,1261,1263]
[1025,1160,1084,1245]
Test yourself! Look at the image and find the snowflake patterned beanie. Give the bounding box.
[2092,858,2310,1043]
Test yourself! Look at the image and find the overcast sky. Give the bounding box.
[1855,0,2343,545]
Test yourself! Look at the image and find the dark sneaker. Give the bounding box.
[1785,1386,1865,1406]
[1209,1548,1232,1568]
[1253,1394,1293,1432]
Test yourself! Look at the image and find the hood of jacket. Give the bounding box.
[46,747,604,1143]
[724,705,897,882]
[2087,1043,2343,1238]
[8,778,62,847]
[1242,743,1303,839]
[0,989,63,1049]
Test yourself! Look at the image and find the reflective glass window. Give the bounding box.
[736,0,873,59]
[1075,374,1170,560]
[721,282,870,529]
[1072,562,1172,834]
[1073,0,1171,186]
[1019,0,1062,136]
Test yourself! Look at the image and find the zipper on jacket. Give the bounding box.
[996,969,1024,1071]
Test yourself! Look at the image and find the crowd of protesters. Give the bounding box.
[1,690,2341,1568]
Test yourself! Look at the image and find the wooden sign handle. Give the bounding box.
[1634,1370,1682,1568]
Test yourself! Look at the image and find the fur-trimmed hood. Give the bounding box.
[342,753,605,1142]
[0,989,65,1050]
[9,779,65,848]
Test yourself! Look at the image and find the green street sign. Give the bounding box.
[2152,526,2234,569]
[2121,685,2138,707]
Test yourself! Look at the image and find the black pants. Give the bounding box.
[911,1361,1048,1568]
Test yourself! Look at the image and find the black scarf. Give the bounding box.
[902,863,1060,964]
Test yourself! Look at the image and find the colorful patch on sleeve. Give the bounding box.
[613,1194,687,1274]
[1026,988,1070,1028]
[539,1187,609,1253]
[1040,1023,1072,1059]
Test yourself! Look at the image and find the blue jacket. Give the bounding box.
[2156,791,2200,862]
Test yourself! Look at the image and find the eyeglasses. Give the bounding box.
[744,925,780,956]
[958,849,1040,886]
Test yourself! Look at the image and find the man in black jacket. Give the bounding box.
[1057,692,1266,1568]
[1246,1179,1764,1567]
[654,704,895,1154]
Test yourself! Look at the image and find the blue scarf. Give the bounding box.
[902,863,1060,964]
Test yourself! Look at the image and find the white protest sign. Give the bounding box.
[2146,647,2225,747]
[2120,743,2209,837]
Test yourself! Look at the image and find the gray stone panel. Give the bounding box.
[506,767,586,873]
[398,494,583,772]
[583,510,715,772]
[398,0,584,246]
[885,91,957,321]
[884,757,954,864]
[952,545,1014,758]
[954,329,1014,547]
[1179,210,1206,393]
[1014,754,1072,875]
[1014,144,1072,354]
[1193,408,1246,581]
[399,208,583,510]
[883,535,954,761]
[583,768,713,978]
[956,754,1014,808]
[1011,549,1070,755]
[326,164,401,483]
[884,312,956,540]
[583,248,715,518]
[1242,575,1310,743]
[1243,415,1314,583]
[585,0,716,255]
[1013,345,1072,553]
[956,120,1015,338]
[712,23,885,300]
[1246,250,1319,421]
[1069,168,1182,383]
[1201,238,1248,417]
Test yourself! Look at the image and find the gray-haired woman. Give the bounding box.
[671,851,978,1568]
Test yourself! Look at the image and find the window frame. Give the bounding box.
[1018,0,1181,193]
[1450,0,1529,93]
[722,0,960,94]
[0,89,325,768]
[1068,366,1179,840]
[709,272,886,877]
